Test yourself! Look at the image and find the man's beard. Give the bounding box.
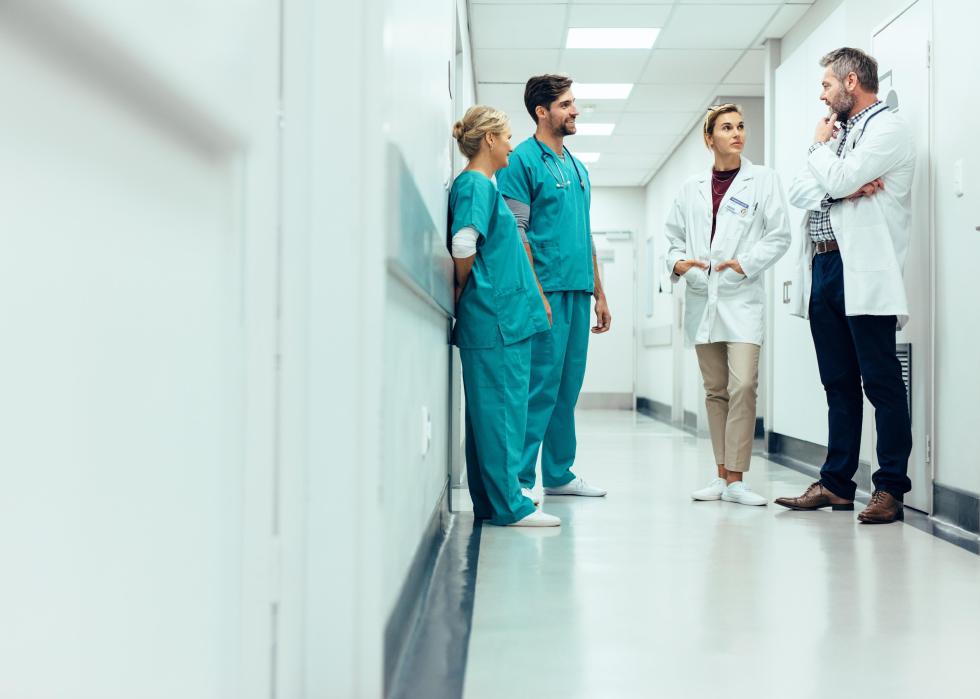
[552,118,575,137]
[831,90,855,120]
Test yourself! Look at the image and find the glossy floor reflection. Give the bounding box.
[462,410,980,699]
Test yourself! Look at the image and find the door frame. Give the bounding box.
[870,0,935,514]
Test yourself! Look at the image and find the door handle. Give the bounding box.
[782,280,792,304]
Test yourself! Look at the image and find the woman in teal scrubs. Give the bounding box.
[449,106,560,527]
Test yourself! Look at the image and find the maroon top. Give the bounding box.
[711,167,740,243]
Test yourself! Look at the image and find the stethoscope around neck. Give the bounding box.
[533,136,585,190]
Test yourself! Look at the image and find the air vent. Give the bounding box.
[897,343,912,425]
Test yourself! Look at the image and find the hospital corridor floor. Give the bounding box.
[455,411,980,699]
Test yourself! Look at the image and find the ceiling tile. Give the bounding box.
[587,169,652,187]
[568,0,672,5]
[572,100,629,117]
[626,83,717,111]
[716,83,765,97]
[724,49,765,83]
[469,4,568,49]
[761,3,812,39]
[656,4,781,49]
[567,4,672,27]
[590,152,667,169]
[572,133,676,153]
[474,49,561,83]
[615,111,700,136]
[471,0,568,4]
[640,48,742,84]
[677,0,793,4]
[561,49,650,83]
[474,83,532,126]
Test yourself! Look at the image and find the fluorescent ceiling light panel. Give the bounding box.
[574,83,633,100]
[566,28,660,49]
[576,152,601,164]
[575,123,615,136]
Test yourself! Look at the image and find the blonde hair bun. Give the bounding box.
[452,120,466,142]
[452,105,510,159]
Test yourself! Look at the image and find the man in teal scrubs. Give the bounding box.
[497,74,612,498]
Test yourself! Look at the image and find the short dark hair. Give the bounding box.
[820,47,879,93]
[524,74,573,123]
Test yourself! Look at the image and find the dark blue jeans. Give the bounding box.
[809,251,912,500]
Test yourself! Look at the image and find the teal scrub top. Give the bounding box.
[496,137,594,293]
[449,170,550,349]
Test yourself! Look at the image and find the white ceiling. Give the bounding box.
[468,0,814,186]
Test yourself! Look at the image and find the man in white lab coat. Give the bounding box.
[775,47,915,524]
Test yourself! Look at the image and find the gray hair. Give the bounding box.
[820,47,879,93]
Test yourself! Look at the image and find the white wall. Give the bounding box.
[582,187,645,397]
[930,0,980,495]
[0,1,281,697]
[379,0,475,616]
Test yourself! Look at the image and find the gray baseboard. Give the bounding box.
[387,506,482,699]
[764,431,872,495]
[578,392,633,410]
[635,397,696,435]
[635,396,671,423]
[683,410,698,435]
[384,481,451,696]
[933,482,980,535]
[637,396,763,440]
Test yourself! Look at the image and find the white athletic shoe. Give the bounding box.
[691,477,727,501]
[544,477,607,497]
[721,481,768,506]
[509,510,561,527]
[521,487,541,506]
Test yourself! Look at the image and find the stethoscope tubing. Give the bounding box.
[533,136,585,190]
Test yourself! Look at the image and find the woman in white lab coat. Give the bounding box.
[664,103,791,506]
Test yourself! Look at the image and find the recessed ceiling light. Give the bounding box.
[575,123,615,136]
[576,152,601,164]
[566,28,660,50]
[573,83,633,100]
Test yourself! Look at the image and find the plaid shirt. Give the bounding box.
[807,101,883,244]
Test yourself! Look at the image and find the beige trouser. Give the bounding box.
[694,342,761,472]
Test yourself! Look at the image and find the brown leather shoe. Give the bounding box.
[858,490,904,524]
[774,481,854,511]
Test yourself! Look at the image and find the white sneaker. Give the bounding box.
[521,487,541,506]
[544,477,607,497]
[691,477,727,501]
[508,510,561,527]
[721,481,768,506]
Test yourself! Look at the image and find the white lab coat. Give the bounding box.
[664,157,792,346]
[786,106,915,328]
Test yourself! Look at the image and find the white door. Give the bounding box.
[582,231,636,408]
[871,0,933,513]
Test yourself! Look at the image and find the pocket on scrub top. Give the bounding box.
[530,241,561,287]
[841,225,894,272]
[493,287,534,345]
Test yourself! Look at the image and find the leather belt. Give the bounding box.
[814,240,840,255]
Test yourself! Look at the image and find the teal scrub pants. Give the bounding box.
[460,332,537,526]
[520,291,591,489]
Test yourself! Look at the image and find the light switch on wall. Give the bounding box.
[953,158,964,197]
